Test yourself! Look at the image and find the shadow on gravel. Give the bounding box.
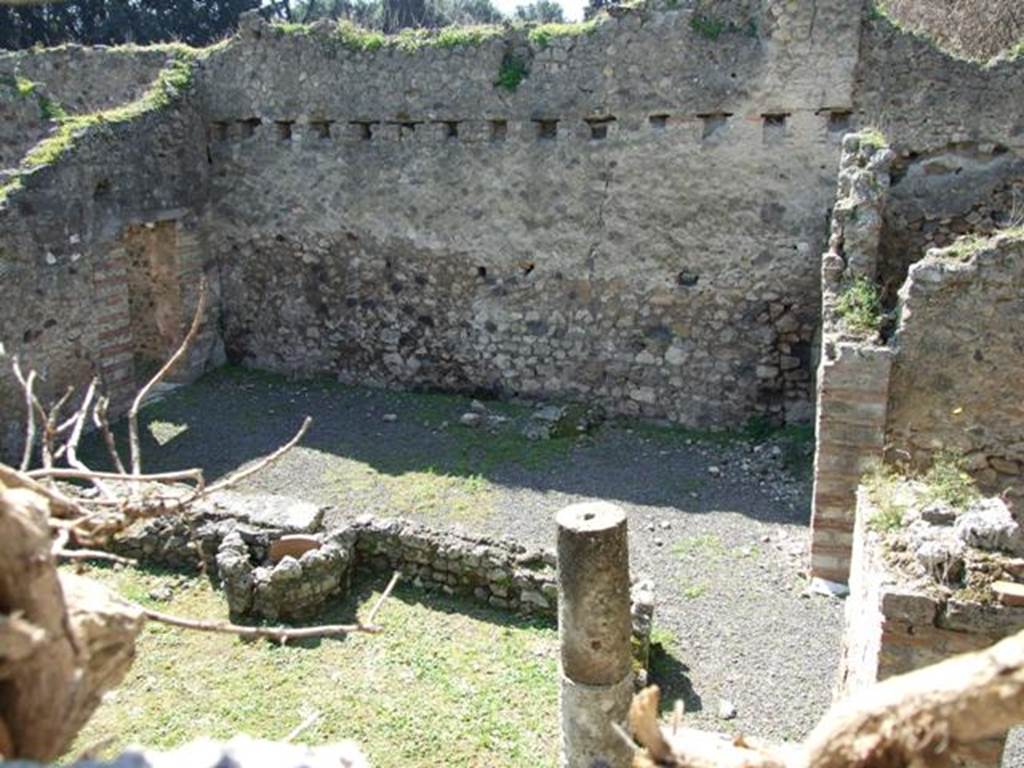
[649,649,703,716]
[78,366,811,525]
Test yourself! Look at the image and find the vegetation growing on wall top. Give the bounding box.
[272,17,506,51]
[0,74,67,121]
[834,276,883,337]
[0,52,197,207]
[527,19,598,48]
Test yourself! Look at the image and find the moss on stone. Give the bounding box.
[0,52,196,206]
[527,20,598,49]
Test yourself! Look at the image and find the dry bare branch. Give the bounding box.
[92,395,127,475]
[139,570,400,644]
[10,360,36,472]
[283,712,321,743]
[26,467,204,485]
[54,548,138,566]
[196,415,312,500]
[129,277,208,476]
[40,385,73,471]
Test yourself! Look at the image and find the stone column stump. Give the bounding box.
[557,501,634,768]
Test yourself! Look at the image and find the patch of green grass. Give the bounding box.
[527,20,598,48]
[864,464,907,532]
[495,54,529,91]
[0,74,66,121]
[672,534,757,563]
[650,626,677,652]
[271,20,312,35]
[680,581,706,599]
[834,276,882,336]
[66,565,558,767]
[921,451,979,510]
[690,13,726,40]
[433,24,503,48]
[324,462,496,523]
[943,228,1024,260]
[331,20,501,52]
[672,534,727,558]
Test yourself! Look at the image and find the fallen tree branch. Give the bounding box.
[128,276,208,476]
[195,416,312,500]
[55,548,138,566]
[139,570,401,644]
[365,570,402,626]
[141,611,380,643]
[92,395,127,475]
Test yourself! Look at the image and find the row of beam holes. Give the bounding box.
[209,110,854,145]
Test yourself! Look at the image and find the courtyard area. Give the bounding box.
[75,366,844,760]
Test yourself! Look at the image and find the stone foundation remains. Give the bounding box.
[106,492,654,674]
[839,482,1024,765]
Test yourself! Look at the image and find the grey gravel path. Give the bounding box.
[89,366,1001,752]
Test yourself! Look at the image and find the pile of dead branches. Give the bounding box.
[0,281,399,762]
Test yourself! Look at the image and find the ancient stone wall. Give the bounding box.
[199,0,862,428]
[854,15,1024,152]
[4,0,1024,468]
[877,0,1024,62]
[0,58,221,459]
[0,45,174,172]
[886,231,1024,487]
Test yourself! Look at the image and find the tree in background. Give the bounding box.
[273,0,502,30]
[514,0,564,23]
[0,0,261,49]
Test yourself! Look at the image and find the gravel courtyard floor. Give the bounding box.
[86,366,846,745]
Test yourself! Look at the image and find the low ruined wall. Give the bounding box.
[352,515,558,615]
[887,231,1024,488]
[840,488,1024,766]
[102,497,655,675]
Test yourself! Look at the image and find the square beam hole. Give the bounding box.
[586,116,616,140]
[239,117,261,138]
[351,121,373,140]
[209,121,229,141]
[827,110,853,135]
[309,119,333,139]
[490,119,508,142]
[535,119,558,140]
[649,114,669,132]
[762,113,789,143]
[275,120,294,141]
[698,113,732,140]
